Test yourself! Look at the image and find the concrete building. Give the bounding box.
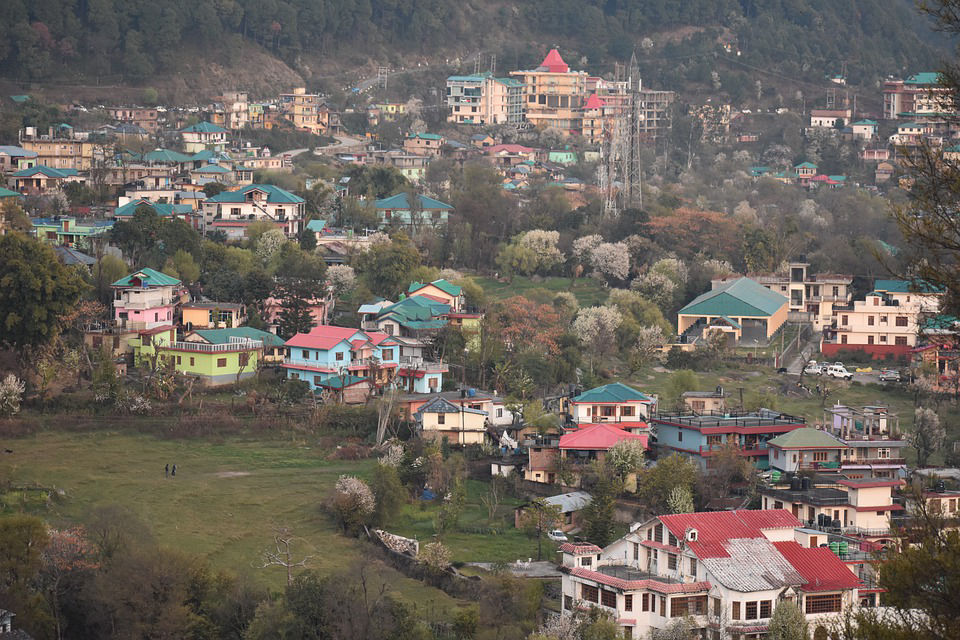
[510,49,589,133]
[446,73,524,125]
[107,106,160,133]
[678,277,789,346]
[202,184,305,239]
[883,72,952,120]
[111,267,183,331]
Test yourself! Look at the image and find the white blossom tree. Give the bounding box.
[768,600,808,640]
[634,326,667,367]
[667,485,695,514]
[650,257,689,288]
[572,234,604,263]
[256,229,287,262]
[912,407,946,467]
[519,229,565,272]
[606,439,646,479]
[330,475,376,533]
[633,271,677,312]
[590,242,631,282]
[573,306,623,372]
[327,264,357,298]
[0,374,25,417]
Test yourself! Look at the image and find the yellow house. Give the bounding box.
[415,396,488,446]
[678,277,788,346]
[406,278,464,312]
[181,302,246,330]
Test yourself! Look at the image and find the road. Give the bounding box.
[280,134,364,159]
[352,51,484,92]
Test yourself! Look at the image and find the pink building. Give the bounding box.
[263,293,335,334]
[111,267,184,330]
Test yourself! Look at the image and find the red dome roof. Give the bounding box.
[584,93,605,110]
[539,48,570,73]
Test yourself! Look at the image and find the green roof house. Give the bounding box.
[570,382,655,423]
[374,192,453,229]
[678,277,789,346]
[114,198,194,220]
[202,184,305,239]
[767,427,847,473]
[180,121,228,153]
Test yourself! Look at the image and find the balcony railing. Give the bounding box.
[166,339,263,353]
[117,297,175,310]
[843,458,907,466]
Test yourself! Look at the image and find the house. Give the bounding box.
[262,293,334,333]
[361,296,450,337]
[820,279,943,358]
[851,120,878,140]
[181,302,246,330]
[180,121,229,153]
[470,133,496,147]
[398,389,515,427]
[861,147,890,162]
[793,162,818,186]
[407,279,464,312]
[759,476,902,543]
[514,491,592,532]
[559,509,862,639]
[823,405,907,478]
[107,106,160,133]
[54,246,96,268]
[19,126,102,170]
[373,192,453,228]
[875,162,895,183]
[112,267,184,331]
[569,382,655,428]
[446,73,524,126]
[809,108,852,128]
[712,260,853,331]
[652,409,806,469]
[283,325,419,391]
[883,72,952,119]
[548,149,578,165]
[682,388,727,414]
[314,374,373,404]
[557,424,648,484]
[510,49,589,134]
[133,327,273,386]
[13,165,82,194]
[114,199,198,228]
[0,145,37,173]
[191,163,234,185]
[889,121,931,145]
[31,216,113,249]
[767,428,849,474]
[677,277,788,347]
[143,148,193,167]
[581,93,610,146]
[202,184,305,239]
[414,395,488,445]
[403,133,445,157]
[278,88,330,134]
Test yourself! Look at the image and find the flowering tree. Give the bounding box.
[496,296,565,357]
[606,439,645,479]
[255,228,287,263]
[590,242,631,281]
[518,229,564,272]
[418,541,451,571]
[634,326,667,367]
[572,234,603,262]
[329,475,376,533]
[633,271,677,312]
[667,485,695,514]
[0,374,25,416]
[326,264,357,299]
[41,527,98,640]
[572,306,623,372]
[650,257,689,288]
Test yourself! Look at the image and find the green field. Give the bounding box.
[0,431,488,612]
[472,276,609,307]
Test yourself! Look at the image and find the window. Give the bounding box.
[381,348,393,360]
[760,600,772,618]
[625,594,633,612]
[601,406,615,417]
[841,335,848,344]
[189,357,195,366]
[632,542,639,561]
[842,315,849,325]
[230,207,241,216]
[896,316,908,327]
[671,596,707,617]
[601,590,616,608]
[580,556,592,567]
[745,601,758,620]
[689,557,697,576]
[833,286,839,297]
[813,451,829,462]
[496,408,503,418]
[655,524,663,543]
[678,430,683,442]
[733,602,741,620]
[805,594,842,614]
[239,353,249,367]
[217,358,227,367]
[667,553,677,570]
[660,597,666,616]
[713,597,721,617]
[877,448,890,459]
[707,435,723,446]
[880,335,888,343]
[564,595,573,611]
[302,350,309,359]
[437,414,446,425]
[895,336,908,345]
[868,316,875,326]
[581,584,599,603]
[314,376,323,385]
[668,532,678,547]
[642,594,650,611]
[336,352,344,361]
[176,356,182,365]
[622,406,635,416]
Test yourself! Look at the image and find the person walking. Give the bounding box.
[171,464,177,477]
[165,463,169,478]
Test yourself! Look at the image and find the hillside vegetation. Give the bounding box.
[0,0,949,95]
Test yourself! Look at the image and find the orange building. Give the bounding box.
[510,49,589,133]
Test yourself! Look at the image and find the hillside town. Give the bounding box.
[2,19,960,640]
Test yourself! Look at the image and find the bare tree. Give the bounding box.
[375,389,400,446]
[257,525,313,586]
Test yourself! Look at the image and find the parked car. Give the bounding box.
[803,361,822,375]
[547,529,568,542]
[824,364,854,380]
[879,369,901,382]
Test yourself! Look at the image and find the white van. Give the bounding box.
[824,364,853,380]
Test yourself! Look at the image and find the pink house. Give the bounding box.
[111,267,183,330]
[262,293,335,333]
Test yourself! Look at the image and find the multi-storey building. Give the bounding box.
[216,91,250,130]
[823,405,906,478]
[568,382,656,427]
[759,476,902,543]
[107,106,159,133]
[31,216,113,249]
[180,121,229,153]
[652,410,807,469]
[559,509,862,639]
[510,49,589,133]
[821,279,943,358]
[19,126,102,171]
[13,165,82,195]
[713,260,853,330]
[445,73,524,125]
[883,72,952,120]
[403,133,445,157]
[111,267,184,331]
[809,108,852,128]
[201,184,305,238]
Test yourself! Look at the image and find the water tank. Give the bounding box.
[791,476,802,491]
[829,541,840,555]
[801,477,811,491]
[832,519,842,529]
[468,388,476,397]
[838,541,849,556]
[771,470,781,483]
[818,513,828,527]
[936,480,947,493]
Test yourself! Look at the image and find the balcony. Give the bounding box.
[842,457,907,467]
[116,297,175,310]
[165,339,262,353]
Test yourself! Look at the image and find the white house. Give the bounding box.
[201,184,305,239]
[559,509,862,639]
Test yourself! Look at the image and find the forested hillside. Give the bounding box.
[0,0,949,89]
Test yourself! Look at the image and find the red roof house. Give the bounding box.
[559,423,649,451]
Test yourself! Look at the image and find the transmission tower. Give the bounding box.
[489,54,497,75]
[377,66,389,90]
[601,52,644,218]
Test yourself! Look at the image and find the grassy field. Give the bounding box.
[0,431,480,613]
[472,276,609,307]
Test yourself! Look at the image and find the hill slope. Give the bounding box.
[0,0,949,97]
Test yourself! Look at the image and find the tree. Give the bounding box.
[0,233,88,350]
[418,541,452,572]
[258,526,313,587]
[768,600,808,640]
[0,374,25,416]
[163,248,200,283]
[0,515,51,639]
[667,485,695,514]
[370,463,406,526]
[663,369,699,411]
[352,233,420,298]
[631,326,667,370]
[637,454,699,514]
[582,468,619,548]
[39,527,98,640]
[572,306,622,373]
[518,498,563,561]
[650,618,694,640]
[589,242,630,282]
[328,475,375,534]
[606,439,645,480]
[276,278,318,339]
[327,264,357,299]
[912,406,945,467]
[1,199,31,232]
